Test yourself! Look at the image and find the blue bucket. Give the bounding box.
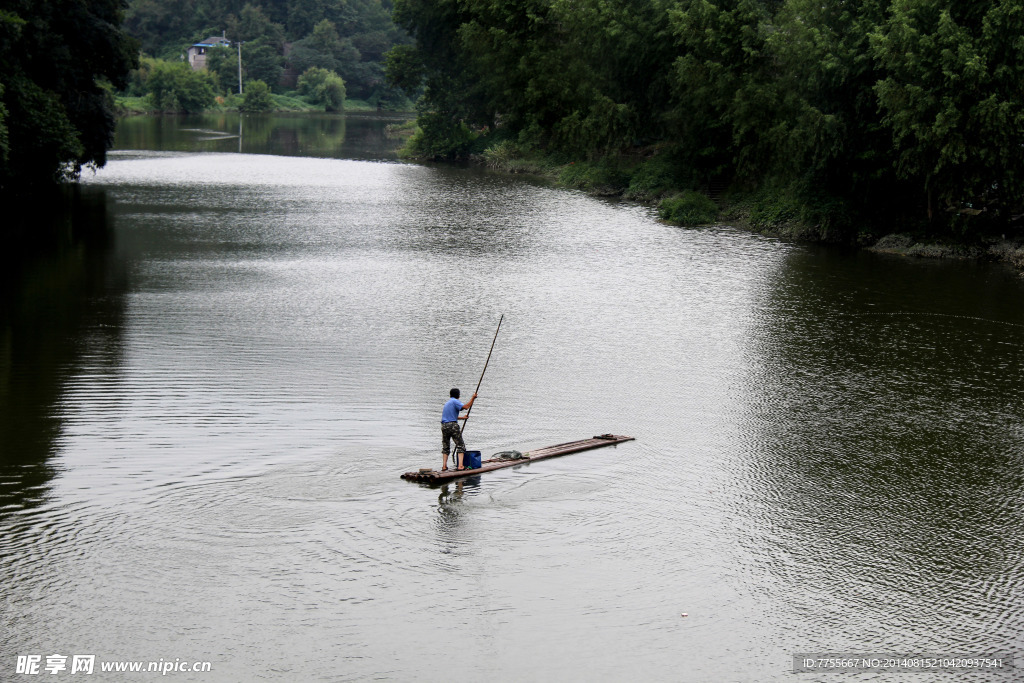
[464,451,482,469]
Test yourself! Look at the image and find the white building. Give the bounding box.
[187,36,231,71]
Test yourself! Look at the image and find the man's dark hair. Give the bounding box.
[450,388,460,398]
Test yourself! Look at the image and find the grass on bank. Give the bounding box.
[405,130,724,227]
[396,125,1024,271]
[114,91,400,115]
[398,126,721,225]
[116,96,154,115]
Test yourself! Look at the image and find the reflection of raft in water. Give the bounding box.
[401,434,635,484]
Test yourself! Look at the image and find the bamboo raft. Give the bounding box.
[401,434,635,483]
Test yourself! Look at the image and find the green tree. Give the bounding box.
[871,0,1024,225]
[785,1,908,228]
[142,58,217,112]
[667,0,781,181]
[388,0,484,130]
[124,0,197,56]
[388,0,557,155]
[242,39,284,90]
[241,79,274,111]
[0,0,139,191]
[404,110,476,160]
[383,43,424,95]
[288,19,361,80]
[287,0,327,38]
[227,3,285,48]
[297,66,346,110]
[663,0,913,234]
[390,0,677,156]
[205,45,239,93]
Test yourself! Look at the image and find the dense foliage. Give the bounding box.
[132,57,217,112]
[124,0,408,105]
[0,0,138,190]
[297,66,346,111]
[241,79,274,111]
[388,0,1024,237]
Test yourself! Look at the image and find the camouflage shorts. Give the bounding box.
[441,421,466,455]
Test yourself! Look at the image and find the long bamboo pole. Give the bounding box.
[459,314,503,440]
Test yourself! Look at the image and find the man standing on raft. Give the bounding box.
[441,388,477,471]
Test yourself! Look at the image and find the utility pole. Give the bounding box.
[236,41,244,95]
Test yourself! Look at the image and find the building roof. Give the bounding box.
[193,36,231,47]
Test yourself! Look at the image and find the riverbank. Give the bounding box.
[114,93,391,116]
[454,140,1024,274]
[864,234,1024,268]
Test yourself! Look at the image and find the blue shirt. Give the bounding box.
[441,397,464,423]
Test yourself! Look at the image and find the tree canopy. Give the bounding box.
[389,0,1024,237]
[0,0,139,190]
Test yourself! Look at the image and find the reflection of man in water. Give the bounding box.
[438,479,466,507]
[441,388,476,471]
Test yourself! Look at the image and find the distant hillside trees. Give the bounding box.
[123,0,408,105]
[288,20,360,84]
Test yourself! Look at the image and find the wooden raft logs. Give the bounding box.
[401,434,635,483]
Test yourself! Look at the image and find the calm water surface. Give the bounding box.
[1,114,1022,681]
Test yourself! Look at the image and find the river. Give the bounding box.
[1,112,1022,681]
